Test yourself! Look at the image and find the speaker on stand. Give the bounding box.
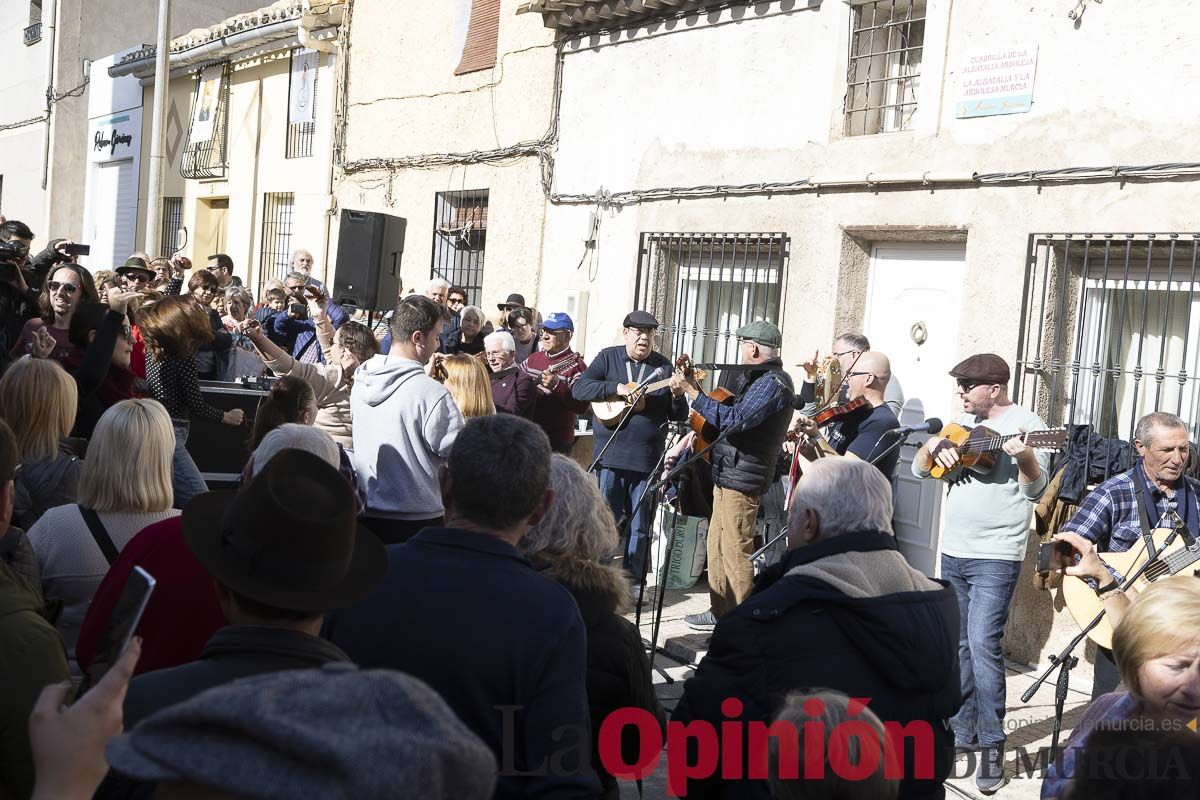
[332,210,407,318]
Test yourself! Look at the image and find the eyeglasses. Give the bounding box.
[47,280,79,295]
[956,380,991,392]
[832,349,859,358]
[120,326,134,342]
[448,297,466,305]
[846,371,873,378]
[125,274,149,283]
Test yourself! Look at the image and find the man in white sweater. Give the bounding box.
[352,295,463,544]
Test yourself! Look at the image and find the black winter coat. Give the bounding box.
[536,554,666,798]
[672,531,961,800]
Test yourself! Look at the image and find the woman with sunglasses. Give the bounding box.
[8,264,99,362]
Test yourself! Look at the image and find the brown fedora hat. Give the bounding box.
[182,449,386,612]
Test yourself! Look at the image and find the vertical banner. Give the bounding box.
[289,49,320,124]
[191,65,224,142]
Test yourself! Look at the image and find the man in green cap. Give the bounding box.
[671,319,795,629]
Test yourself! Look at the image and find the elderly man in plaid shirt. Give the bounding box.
[672,320,795,629]
[1056,410,1198,698]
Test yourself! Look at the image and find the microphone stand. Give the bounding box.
[1021,511,1183,760]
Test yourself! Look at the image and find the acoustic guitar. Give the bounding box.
[1061,521,1200,649]
[928,423,1067,481]
[591,357,706,428]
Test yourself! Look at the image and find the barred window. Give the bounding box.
[634,232,788,370]
[258,193,295,294]
[431,189,487,306]
[181,64,230,179]
[1016,233,1200,446]
[844,0,925,137]
[160,197,183,256]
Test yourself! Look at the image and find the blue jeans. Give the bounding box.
[171,421,209,509]
[941,554,1022,749]
[598,467,651,579]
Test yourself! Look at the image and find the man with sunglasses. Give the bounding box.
[911,353,1049,795]
[116,256,156,291]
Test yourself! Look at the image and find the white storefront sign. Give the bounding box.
[89,108,141,163]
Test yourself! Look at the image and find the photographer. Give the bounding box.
[0,242,41,365]
[272,272,348,364]
[0,220,76,292]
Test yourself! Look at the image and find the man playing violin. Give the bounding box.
[573,311,690,592]
[793,349,901,478]
[520,312,589,453]
[670,321,794,630]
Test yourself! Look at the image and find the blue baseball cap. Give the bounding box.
[543,312,574,331]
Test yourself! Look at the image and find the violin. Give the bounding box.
[811,395,869,427]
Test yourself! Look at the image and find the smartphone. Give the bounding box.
[76,566,155,698]
[62,243,91,256]
[1037,540,1074,572]
[289,302,308,318]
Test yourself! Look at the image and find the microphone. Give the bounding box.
[889,418,944,437]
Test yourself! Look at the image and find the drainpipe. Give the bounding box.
[144,0,172,256]
[40,0,57,234]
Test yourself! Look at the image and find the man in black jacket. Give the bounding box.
[119,448,387,728]
[672,321,794,628]
[572,311,690,588]
[326,415,601,800]
[672,457,961,800]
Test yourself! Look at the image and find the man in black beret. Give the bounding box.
[572,310,690,598]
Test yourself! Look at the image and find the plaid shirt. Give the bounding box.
[691,365,791,434]
[1061,464,1200,553]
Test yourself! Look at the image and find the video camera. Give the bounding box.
[0,240,24,284]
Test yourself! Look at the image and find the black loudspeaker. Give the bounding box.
[332,209,406,311]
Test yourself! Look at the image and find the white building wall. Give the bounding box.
[0,1,50,224]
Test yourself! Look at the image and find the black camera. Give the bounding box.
[0,239,25,265]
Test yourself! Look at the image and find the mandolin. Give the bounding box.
[1061,519,1200,649]
[928,423,1067,481]
[591,356,706,428]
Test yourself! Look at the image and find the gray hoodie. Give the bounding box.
[350,355,464,520]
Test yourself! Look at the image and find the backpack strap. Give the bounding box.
[79,506,118,565]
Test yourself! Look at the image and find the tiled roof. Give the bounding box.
[516,0,709,31]
[114,0,343,70]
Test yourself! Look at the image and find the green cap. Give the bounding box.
[735,320,782,349]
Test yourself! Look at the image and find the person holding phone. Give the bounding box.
[272,273,348,364]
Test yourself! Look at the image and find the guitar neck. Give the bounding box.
[964,429,1062,454]
[636,377,676,395]
[1146,539,1200,581]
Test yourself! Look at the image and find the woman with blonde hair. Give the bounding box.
[440,353,495,419]
[1042,575,1200,798]
[139,295,245,507]
[522,453,664,798]
[0,357,81,529]
[27,398,179,675]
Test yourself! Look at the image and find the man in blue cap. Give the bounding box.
[671,319,795,629]
[520,312,589,453]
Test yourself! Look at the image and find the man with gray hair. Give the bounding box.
[291,247,326,292]
[485,330,534,416]
[328,415,601,799]
[1055,410,1198,699]
[278,271,349,364]
[672,457,961,800]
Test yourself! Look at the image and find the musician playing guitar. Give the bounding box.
[572,311,690,591]
[1051,411,1200,699]
[793,350,901,478]
[669,320,794,631]
[910,353,1049,794]
[519,312,589,453]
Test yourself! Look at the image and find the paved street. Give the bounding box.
[618,573,1091,799]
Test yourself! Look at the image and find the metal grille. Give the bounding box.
[430,190,488,306]
[1015,233,1200,449]
[844,0,925,137]
[258,193,295,295]
[181,64,230,179]
[285,49,318,159]
[159,197,183,257]
[634,232,788,377]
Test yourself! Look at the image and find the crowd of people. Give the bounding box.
[2,214,1200,800]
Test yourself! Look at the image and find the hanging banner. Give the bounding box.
[955,44,1039,119]
[190,65,224,142]
[289,49,319,124]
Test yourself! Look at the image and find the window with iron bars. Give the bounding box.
[286,49,317,159]
[160,197,183,257]
[258,193,295,295]
[844,0,925,137]
[431,190,487,307]
[634,233,789,384]
[1015,233,1200,454]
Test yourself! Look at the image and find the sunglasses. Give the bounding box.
[125,273,150,283]
[47,280,80,295]
[121,326,134,342]
[956,380,990,392]
[448,297,466,305]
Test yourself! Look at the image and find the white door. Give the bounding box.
[864,243,967,576]
[86,159,138,270]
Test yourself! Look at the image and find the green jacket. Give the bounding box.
[0,561,68,800]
